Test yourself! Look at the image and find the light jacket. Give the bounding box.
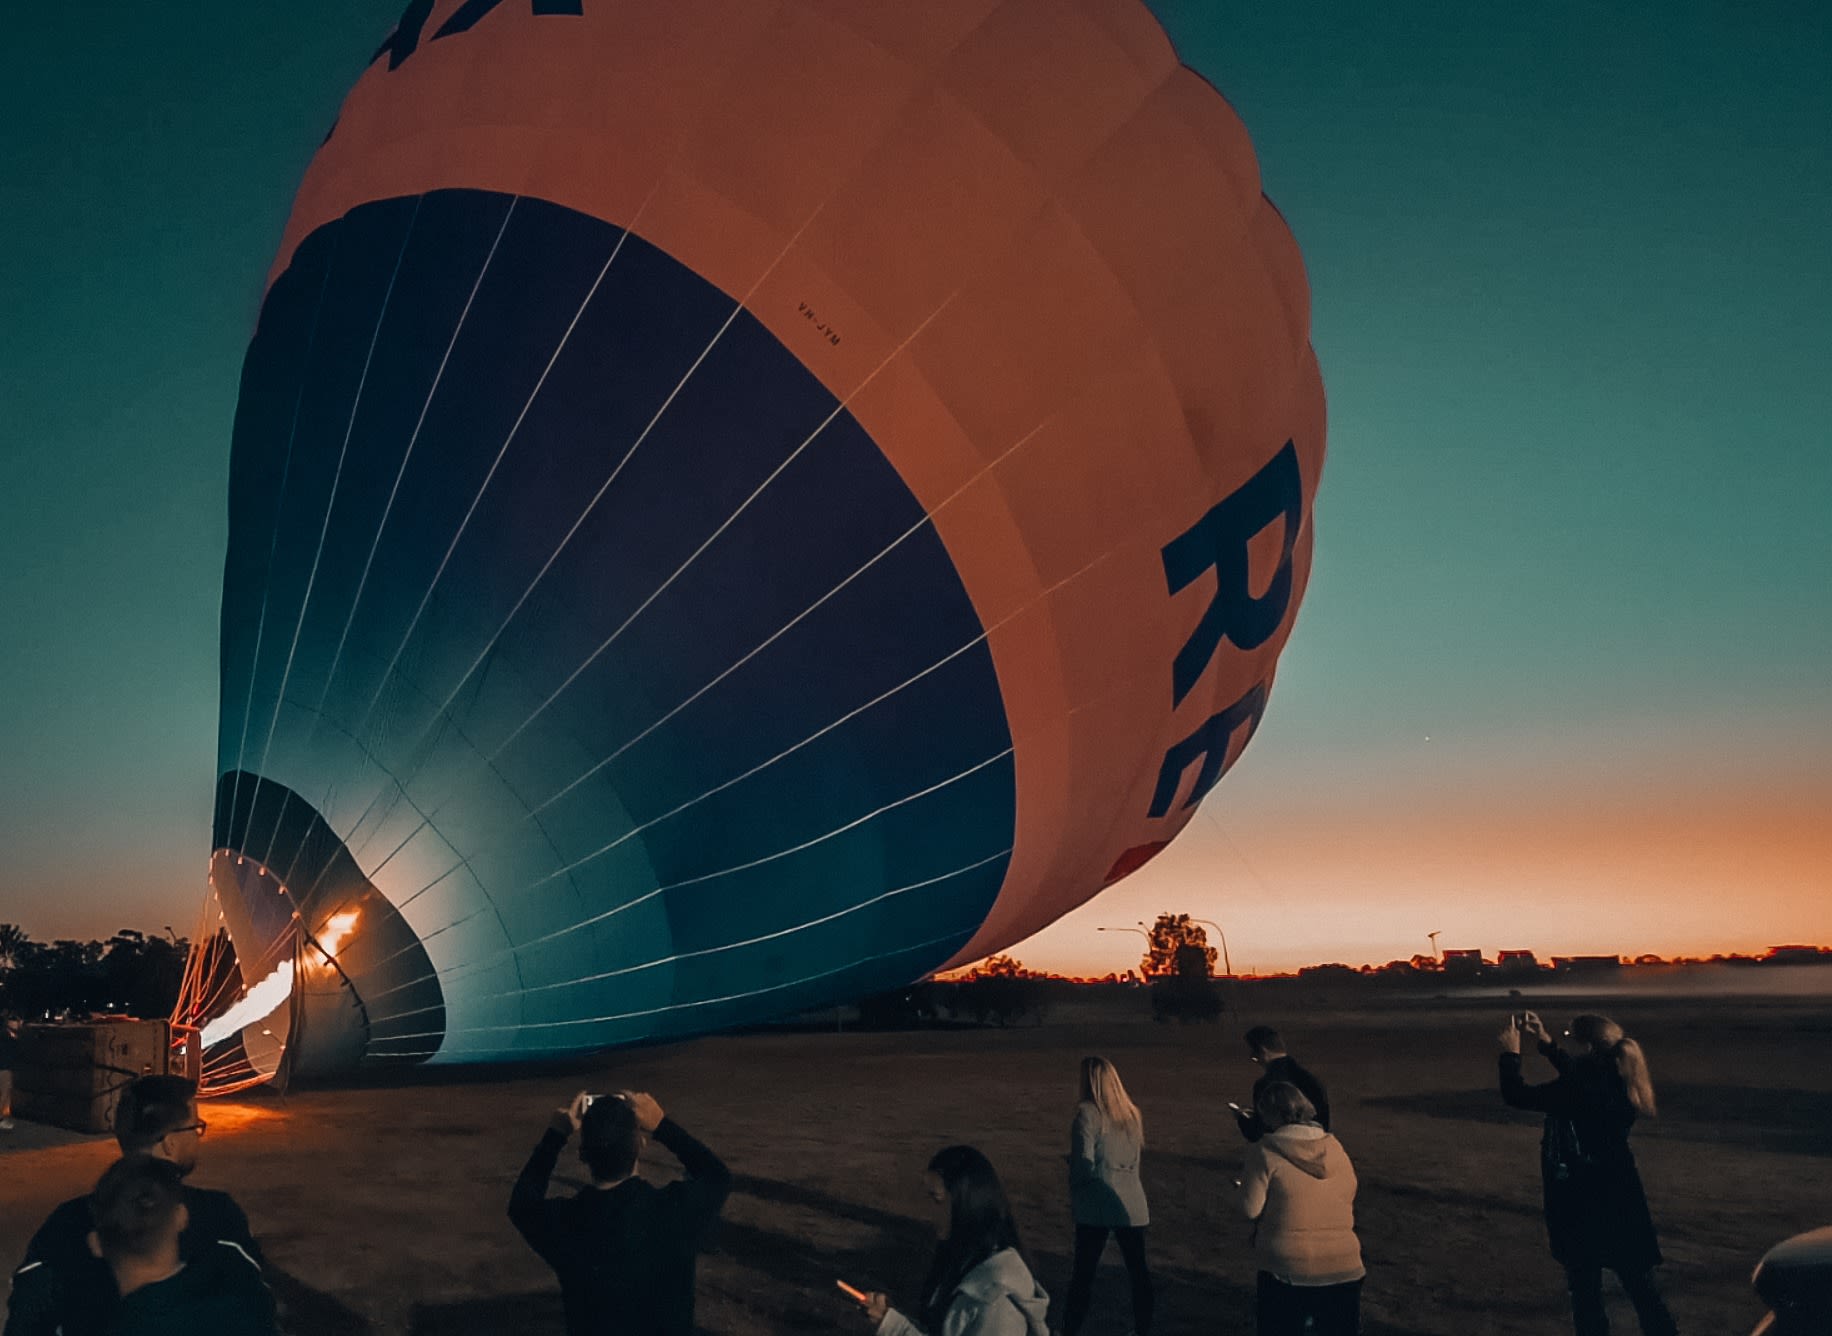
[1239,1124,1364,1286]
[1068,1101,1149,1228]
[878,1249,1051,1336]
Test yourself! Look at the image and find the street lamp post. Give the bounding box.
[1190,919,1233,977]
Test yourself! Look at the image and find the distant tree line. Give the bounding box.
[1294,944,1832,988]
[0,924,189,1021]
[852,913,1234,1029]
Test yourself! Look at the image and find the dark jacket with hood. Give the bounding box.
[6,1184,262,1336]
[509,1118,731,1336]
[1499,1040,1662,1272]
[1235,1055,1331,1142]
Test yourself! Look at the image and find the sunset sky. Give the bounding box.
[2,3,1828,976]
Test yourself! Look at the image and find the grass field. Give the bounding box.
[4,990,1827,1334]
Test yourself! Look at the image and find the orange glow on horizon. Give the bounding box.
[1002,766,1832,977]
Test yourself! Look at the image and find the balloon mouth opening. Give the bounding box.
[170,855,300,1096]
[198,772,449,1080]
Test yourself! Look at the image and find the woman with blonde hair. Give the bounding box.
[1062,1056,1152,1335]
[1500,1011,1677,1336]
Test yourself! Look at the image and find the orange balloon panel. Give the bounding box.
[213,0,1322,1069]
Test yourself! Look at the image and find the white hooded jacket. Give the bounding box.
[877,1248,1051,1336]
[1239,1123,1365,1286]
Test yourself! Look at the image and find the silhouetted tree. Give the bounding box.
[1141,914,1218,979]
[954,955,1040,1026]
[1150,942,1222,1023]
[0,930,187,1020]
[978,954,1027,979]
[0,923,27,975]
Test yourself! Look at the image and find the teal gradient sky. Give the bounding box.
[2,4,1828,973]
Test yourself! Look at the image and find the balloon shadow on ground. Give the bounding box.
[400,1172,1434,1336]
[1361,1084,1832,1157]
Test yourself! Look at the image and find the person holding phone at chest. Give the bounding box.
[851,1146,1049,1336]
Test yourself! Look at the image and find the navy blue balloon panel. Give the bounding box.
[215,190,1016,1062]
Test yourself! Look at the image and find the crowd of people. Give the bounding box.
[1,1014,1679,1335]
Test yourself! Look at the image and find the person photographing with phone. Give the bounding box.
[1498,1011,1678,1336]
[508,1089,731,1336]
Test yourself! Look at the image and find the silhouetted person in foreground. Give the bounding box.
[863,1145,1049,1336]
[6,1076,262,1336]
[510,1090,730,1336]
[1234,1026,1330,1142]
[1751,1226,1832,1336]
[1499,1012,1678,1336]
[1238,1082,1364,1336]
[93,1157,274,1336]
[0,1014,20,1131]
[1062,1056,1152,1336]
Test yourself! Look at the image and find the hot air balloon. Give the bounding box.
[184,0,1324,1085]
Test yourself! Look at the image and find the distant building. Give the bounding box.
[1496,950,1540,975]
[1552,955,1622,973]
[1441,949,1485,979]
[1764,945,1832,965]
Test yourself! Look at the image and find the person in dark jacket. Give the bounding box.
[6,1075,262,1336]
[1234,1027,1330,1142]
[509,1089,731,1336]
[91,1156,274,1336]
[1499,1011,1678,1336]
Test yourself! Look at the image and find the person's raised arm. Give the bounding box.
[630,1093,731,1230]
[1497,1021,1577,1115]
[1521,1013,1573,1072]
[508,1093,584,1266]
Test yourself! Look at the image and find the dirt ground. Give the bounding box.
[3,991,1827,1335]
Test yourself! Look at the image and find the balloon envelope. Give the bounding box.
[208,0,1324,1073]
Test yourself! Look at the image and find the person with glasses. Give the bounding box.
[5,1075,263,1336]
